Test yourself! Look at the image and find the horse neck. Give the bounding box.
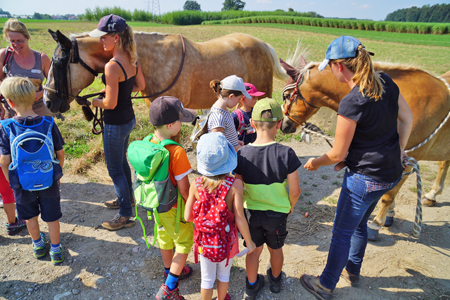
[77,36,113,71]
[307,67,349,111]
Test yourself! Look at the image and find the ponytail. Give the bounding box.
[116,24,137,65]
[333,45,384,100]
[209,79,243,99]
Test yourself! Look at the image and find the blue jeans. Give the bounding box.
[320,169,401,290]
[103,118,136,218]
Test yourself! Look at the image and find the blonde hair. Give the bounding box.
[331,45,384,100]
[199,174,227,194]
[253,110,277,130]
[0,77,36,107]
[114,24,137,65]
[210,79,243,99]
[3,18,30,41]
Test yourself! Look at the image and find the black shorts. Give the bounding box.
[14,182,62,222]
[244,209,288,250]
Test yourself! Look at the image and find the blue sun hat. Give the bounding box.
[197,132,237,176]
[318,35,362,71]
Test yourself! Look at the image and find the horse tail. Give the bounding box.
[265,43,290,82]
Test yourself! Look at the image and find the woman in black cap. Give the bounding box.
[89,14,145,230]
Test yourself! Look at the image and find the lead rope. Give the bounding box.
[402,157,423,237]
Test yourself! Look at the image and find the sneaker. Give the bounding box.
[50,245,65,265]
[243,274,264,300]
[33,233,47,259]
[155,283,185,300]
[101,214,135,231]
[164,265,193,281]
[6,218,27,235]
[104,198,135,209]
[300,274,333,300]
[267,267,282,293]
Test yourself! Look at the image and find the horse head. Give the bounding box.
[44,30,106,113]
[279,57,346,134]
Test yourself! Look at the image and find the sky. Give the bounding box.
[2,0,450,21]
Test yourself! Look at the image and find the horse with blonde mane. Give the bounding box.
[280,44,450,240]
[43,30,289,113]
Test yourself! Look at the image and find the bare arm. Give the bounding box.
[0,48,6,82]
[34,53,51,101]
[287,170,301,214]
[397,93,413,156]
[56,149,64,168]
[176,175,190,202]
[92,61,120,109]
[184,181,198,222]
[232,179,256,253]
[304,115,356,171]
[132,62,145,93]
[0,154,11,181]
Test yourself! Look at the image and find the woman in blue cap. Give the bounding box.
[89,15,146,230]
[301,36,413,299]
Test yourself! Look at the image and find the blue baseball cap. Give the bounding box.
[318,36,362,71]
[89,14,127,38]
[197,132,237,177]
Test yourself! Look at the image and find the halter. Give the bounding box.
[282,70,319,126]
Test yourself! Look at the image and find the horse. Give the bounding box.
[280,51,450,240]
[43,30,289,113]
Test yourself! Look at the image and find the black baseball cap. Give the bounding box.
[149,96,196,126]
[89,14,127,38]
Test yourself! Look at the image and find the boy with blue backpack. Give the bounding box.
[144,96,196,300]
[0,77,65,265]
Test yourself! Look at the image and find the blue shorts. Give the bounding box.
[14,182,62,222]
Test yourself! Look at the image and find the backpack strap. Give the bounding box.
[235,109,246,135]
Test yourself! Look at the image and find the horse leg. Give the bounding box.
[367,175,409,241]
[423,160,450,207]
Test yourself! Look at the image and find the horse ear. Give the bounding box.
[48,29,58,43]
[300,56,307,68]
[56,30,72,50]
[279,58,297,81]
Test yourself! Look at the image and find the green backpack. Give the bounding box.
[128,134,184,248]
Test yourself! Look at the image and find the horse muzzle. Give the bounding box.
[44,90,70,113]
[281,116,298,134]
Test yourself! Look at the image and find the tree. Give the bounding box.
[183,0,201,11]
[222,0,245,11]
[288,8,294,12]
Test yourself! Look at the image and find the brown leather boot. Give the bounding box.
[300,274,333,300]
[104,198,136,209]
[101,214,135,231]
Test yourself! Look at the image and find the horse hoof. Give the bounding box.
[423,199,436,207]
[384,216,394,227]
[368,227,379,241]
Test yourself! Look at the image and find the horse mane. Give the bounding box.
[70,31,168,38]
[286,39,311,69]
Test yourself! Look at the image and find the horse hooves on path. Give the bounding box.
[384,216,394,227]
[423,199,437,207]
[367,227,379,241]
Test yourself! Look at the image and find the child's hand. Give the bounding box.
[247,241,256,254]
[289,205,295,215]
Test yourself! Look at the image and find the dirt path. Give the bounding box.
[1,138,449,300]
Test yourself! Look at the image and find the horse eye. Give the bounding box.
[283,93,290,101]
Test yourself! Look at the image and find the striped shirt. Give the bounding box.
[207,107,239,147]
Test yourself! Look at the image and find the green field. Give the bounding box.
[1,20,450,170]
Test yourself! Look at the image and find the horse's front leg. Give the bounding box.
[367,174,409,241]
[423,160,450,207]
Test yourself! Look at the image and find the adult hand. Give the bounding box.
[304,157,319,171]
[334,161,346,172]
[401,150,408,169]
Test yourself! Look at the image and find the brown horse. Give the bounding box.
[43,30,289,113]
[280,52,450,239]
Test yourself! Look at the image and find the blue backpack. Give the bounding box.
[1,116,62,191]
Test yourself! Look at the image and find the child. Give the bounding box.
[0,77,65,265]
[1,171,26,235]
[232,83,265,145]
[185,132,256,300]
[208,75,252,151]
[234,98,302,298]
[149,96,196,300]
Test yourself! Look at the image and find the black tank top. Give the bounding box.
[102,59,137,125]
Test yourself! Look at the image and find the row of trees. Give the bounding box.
[385,3,450,23]
[183,0,246,12]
